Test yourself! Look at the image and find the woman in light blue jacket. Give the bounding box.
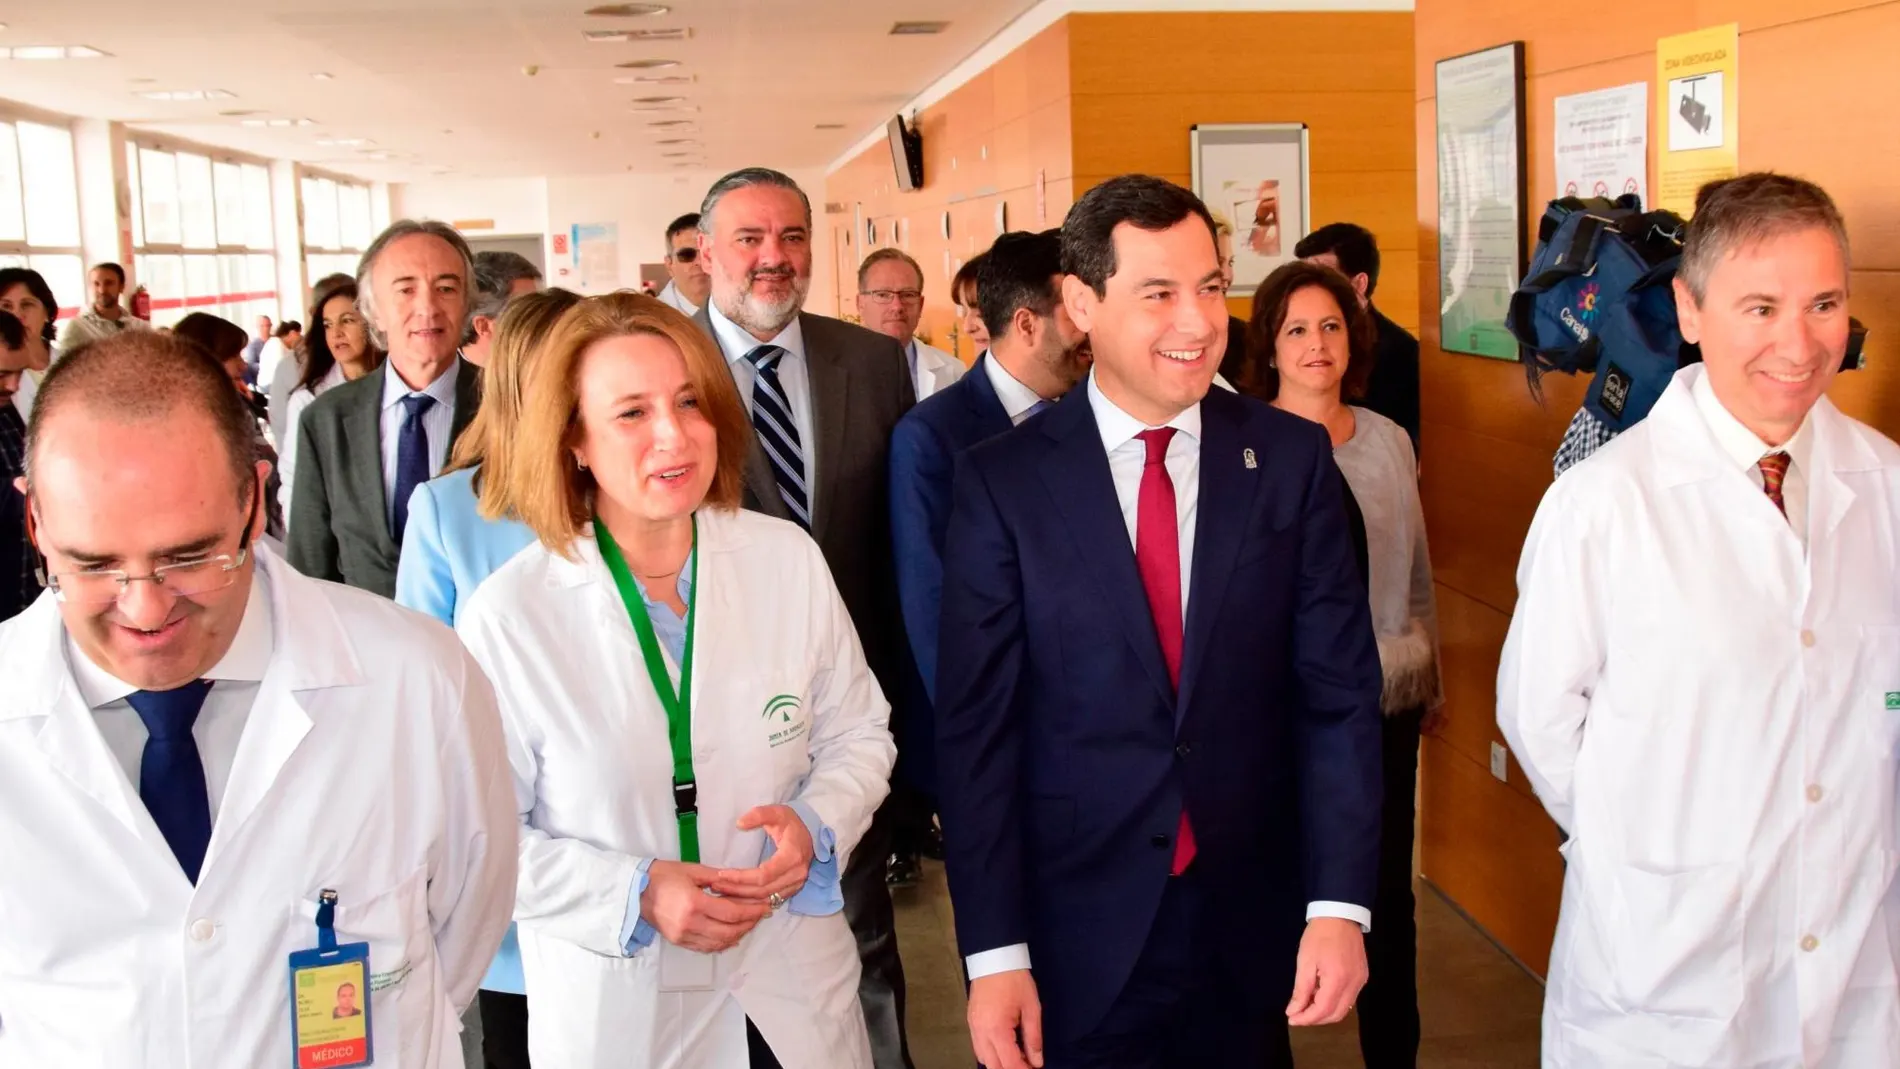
[395,285,579,1066]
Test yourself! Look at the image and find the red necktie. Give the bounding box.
[1759,452,1791,519]
[1134,428,1196,875]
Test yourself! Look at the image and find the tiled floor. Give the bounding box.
[892,862,1545,1068]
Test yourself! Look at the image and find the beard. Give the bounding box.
[715,264,809,337]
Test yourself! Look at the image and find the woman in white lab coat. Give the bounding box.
[456,291,894,1069]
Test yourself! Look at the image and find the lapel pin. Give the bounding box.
[1243,448,1258,470]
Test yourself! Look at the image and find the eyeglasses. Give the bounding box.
[861,289,923,306]
[670,247,699,264]
[39,547,251,605]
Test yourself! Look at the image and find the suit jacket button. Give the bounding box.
[1175,742,1191,758]
[1151,834,1171,848]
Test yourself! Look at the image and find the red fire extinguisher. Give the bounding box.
[131,285,151,321]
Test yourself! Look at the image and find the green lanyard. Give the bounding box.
[597,516,701,864]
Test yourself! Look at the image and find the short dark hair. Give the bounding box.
[951,253,986,307]
[0,310,24,352]
[1239,260,1376,403]
[699,168,811,230]
[273,320,302,339]
[1294,223,1382,298]
[665,213,701,246]
[0,267,58,345]
[1061,175,1217,298]
[1679,172,1847,303]
[468,251,544,341]
[90,262,127,285]
[976,230,1062,343]
[25,331,260,502]
[173,313,252,363]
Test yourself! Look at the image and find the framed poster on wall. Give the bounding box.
[1190,123,1309,299]
[1434,41,1527,360]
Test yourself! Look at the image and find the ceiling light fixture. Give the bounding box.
[316,137,371,147]
[613,73,694,85]
[137,88,235,101]
[646,119,694,128]
[615,58,680,70]
[889,21,950,35]
[630,104,697,114]
[632,95,686,104]
[814,122,846,130]
[310,72,334,81]
[585,28,690,42]
[585,3,670,14]
[239,117,317,128]
[0,45,111,60]
[652,137,697,145]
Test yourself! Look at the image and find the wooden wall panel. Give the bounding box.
[1415,0,1900,977]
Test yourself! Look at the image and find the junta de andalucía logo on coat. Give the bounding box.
[763,693,809,748]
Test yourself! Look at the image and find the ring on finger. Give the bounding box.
[768,892,787,910]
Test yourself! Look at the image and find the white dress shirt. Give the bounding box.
[983,352,1048,426]
[277,362,347,521]
[965,372,1367,981]
[1691,369,1813,549]
[655,280,700,318]
[72,571,272,818]
[706,300,818,511]
[11,367,39,422]
[379,360,461,531]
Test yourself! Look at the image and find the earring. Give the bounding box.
[575,456,589,471]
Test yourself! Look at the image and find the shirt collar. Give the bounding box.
[983,351,1049,421]
[381,357,462,413]
[707,299,805,367]
[1690,365,1815,475]
[1086,368,1201,453]
[66,565,276,710]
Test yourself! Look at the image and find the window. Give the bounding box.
[302,174,374,290]
[128,141,276,328]
[0,118,84,323]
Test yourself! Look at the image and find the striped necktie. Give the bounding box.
[745,345,810,529]
[1759,451,1791,519]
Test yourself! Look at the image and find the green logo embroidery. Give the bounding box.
[763,694,801,722]
[1886,692,1900,710]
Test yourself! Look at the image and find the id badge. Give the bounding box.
[287,890,375,1068]
[656,939,717,992]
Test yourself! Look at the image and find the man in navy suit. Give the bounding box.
[937,175,1384,1069]
[889,229,1091,806]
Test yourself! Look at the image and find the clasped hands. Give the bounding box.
[638,803,814,954]
[966,917,1368,1069]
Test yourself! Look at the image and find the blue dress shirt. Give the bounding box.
[615,548,841,953]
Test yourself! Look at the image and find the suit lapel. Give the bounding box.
[694,306,791,522]
[1038,394,1175,708]
[1177,393,1255,722]
[964,355,1015,440]
[801,314,849,544]
[346,366,398,555]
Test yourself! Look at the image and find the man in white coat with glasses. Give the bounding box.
[0,331,516,1066]
[1499,172,1900,1067]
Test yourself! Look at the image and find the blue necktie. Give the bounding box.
[125,681,215,883]
[1026,398,1053,419]
[745,346,810,529]
[392,393,437,543]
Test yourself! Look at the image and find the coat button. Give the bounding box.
[1807,784,1824,803]
[189,919,215,943]
[1801,935,1819,952]
[1150,834,1171,848]
[1175,742,1192,758]
[1801,630,1816,648]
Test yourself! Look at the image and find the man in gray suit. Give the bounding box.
[286,221,481,599]
[693,167,918,1069]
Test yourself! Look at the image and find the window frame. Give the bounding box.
[0,101,85,319]
[126,133,281,326]
[299,165,375,285]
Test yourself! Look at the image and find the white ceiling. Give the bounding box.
[0,0,1038,184]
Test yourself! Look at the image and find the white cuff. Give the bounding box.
[1308,900,1372,934]
[964,943,1033,980]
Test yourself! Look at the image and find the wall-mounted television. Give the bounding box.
[888,114,923,192]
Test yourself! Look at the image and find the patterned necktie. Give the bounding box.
[1133,428,1196,875]
[391,393,437,543]
[126,681,216,883]
[745,346,810,529]
[1759,452,1791,519]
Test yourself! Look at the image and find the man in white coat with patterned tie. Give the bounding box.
[1498,173,1900,1066]
[0,330,516,1065]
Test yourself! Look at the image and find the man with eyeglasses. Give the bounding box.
[856,247,965,402]
[655,212,712,317]
[0,331,516,1066]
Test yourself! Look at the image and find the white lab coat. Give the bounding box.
[1498,366,1900,1068]
[456,507,895,1069]
[0,547,517,1068]
[912,340,965,401]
